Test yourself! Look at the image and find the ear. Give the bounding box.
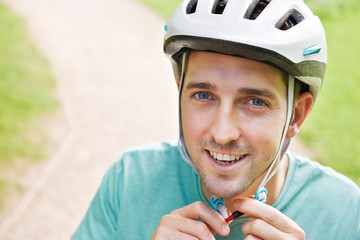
[286,92,313,139]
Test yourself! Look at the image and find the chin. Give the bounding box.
[200,174,252,199]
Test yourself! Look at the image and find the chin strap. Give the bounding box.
[254,75,295,203]
[177,52,199,173]
[178,140,197,173]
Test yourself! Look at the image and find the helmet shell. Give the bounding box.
[164,0,327,101]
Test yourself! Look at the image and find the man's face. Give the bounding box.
[181,52,288,198]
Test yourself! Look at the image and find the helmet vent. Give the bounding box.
[186,0,198,14]
[244,0,270,20]
[276,9,304,30]
[212,0,228,14]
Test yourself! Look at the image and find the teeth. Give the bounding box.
[209,151,244,162]
[216,160,235,166]
[223,154,231,161]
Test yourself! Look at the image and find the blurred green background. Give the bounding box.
[139,0,360,185]
[0,0,359,209]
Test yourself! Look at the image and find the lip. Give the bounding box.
[205,150,248,173]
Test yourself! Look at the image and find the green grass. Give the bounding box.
[138,0,360,185]
[0,3,58,207]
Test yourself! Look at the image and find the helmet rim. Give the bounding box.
[164,35,325,100]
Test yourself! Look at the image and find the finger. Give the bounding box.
[244,234,263,240]
[233,198,297,231]
[173,201,230,236]
[152,224,200,240]
[242,218,286,240]
[175,216,217,240]
[158,213,215,240]
[180,220,216,240]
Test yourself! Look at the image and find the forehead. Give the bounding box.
[184,51,287,93]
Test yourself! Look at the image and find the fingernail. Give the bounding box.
[233,200,241,207]
[222,223,230,234]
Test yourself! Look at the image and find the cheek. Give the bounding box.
[181,105,211,140]
[240,114,285,151]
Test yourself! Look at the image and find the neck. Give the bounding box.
[202,154,290,213]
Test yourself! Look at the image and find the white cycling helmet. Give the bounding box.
[164,0,327,101]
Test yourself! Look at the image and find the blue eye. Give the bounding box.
[249,98,265,106]
[194,92,211,100]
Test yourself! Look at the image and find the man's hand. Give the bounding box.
[233,198,305,240]
[151,201,230,240]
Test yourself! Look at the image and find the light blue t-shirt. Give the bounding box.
[72,142,360,239]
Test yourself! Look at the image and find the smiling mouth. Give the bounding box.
[208,150,247,166]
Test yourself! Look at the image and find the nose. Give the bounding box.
[210,103,240,145]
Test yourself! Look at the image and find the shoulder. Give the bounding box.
[107,141,179,170]
[282,152,360,238]
[119,141,185,172]
[122,141,180,162]
[99,141,196,206]
[290,151,359,192]
[287,151,360,207]
[106,141,194,183]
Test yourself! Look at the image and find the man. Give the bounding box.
[72,0,360,239]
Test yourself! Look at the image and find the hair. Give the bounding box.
[249,1,268,20]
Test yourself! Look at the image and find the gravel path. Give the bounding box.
[0,1,311,239]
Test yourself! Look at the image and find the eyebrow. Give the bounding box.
[185,81,278,101]
[237,88,279,101]
[185,82,217,91]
